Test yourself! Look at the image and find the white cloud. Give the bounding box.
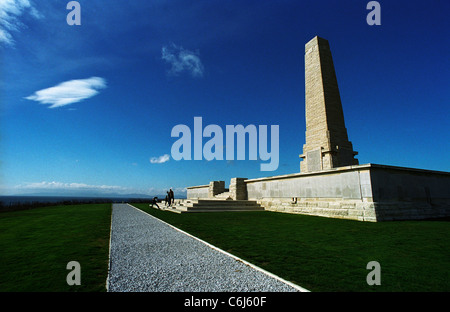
[162,43,204,78]
[150,154,170,164]
[13,181,132,195]
[25,77,107,108]
[2,181,188,197]
[0,0,42,46]
[173,187,187,194]
[147,186,187,196]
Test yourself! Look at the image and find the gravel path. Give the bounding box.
[107,203,305,292]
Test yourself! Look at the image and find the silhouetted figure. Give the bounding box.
[169,188,174,206]
[150,197,160,209]
[166,191,172,206]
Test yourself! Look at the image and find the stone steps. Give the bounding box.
[165,198,264,213]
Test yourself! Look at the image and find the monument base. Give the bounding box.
[256,198,448,222]
[187,164,450,222]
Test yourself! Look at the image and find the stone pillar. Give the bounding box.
[208,181,225,198]
[300,36,358,173]
[230,178,248,200]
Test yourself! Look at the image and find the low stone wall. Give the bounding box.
[256,198,377,221]
[186,184,209,199]
[246,164,450,222]
[185,164,450,222]
[246,165,373,201]
[247,165,377,221]
[369,165,450,220]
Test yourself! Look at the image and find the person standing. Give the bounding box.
[166,191,171,206]
[169,188,174,206]
[165,192,169,207]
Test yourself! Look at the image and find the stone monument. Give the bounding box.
[180,36,450,222]
[300,36,358,173]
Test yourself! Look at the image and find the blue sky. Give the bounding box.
[1,0,449,197]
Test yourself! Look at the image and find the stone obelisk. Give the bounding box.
[300,36,358,173]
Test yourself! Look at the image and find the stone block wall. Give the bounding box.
[258,198,377,222]
[209,181,226,198]
[187,184,209,199]
[230,178,248,200]
[246,164,450,222]
[186,164,450,221]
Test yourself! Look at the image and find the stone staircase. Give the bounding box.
[165,198,264,214]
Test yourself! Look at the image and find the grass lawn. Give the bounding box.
[132,203,450,292]
[0,204,111,292]
[1,202,447,292]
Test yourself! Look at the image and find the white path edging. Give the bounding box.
[127,203,310,292]
[105,205,114,292]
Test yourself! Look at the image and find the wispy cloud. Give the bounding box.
[148,186,187,195]
[25,77,107,108]
[2,181,188,197]
[15,181,130,194]
[161,43,204,78]
[150,154,170,164]
[0,0,42,46]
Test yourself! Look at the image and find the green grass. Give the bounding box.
[2,202,448,292]
[133,203,450,292]
[0,204,111,292]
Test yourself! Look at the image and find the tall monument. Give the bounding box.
[300,36,358,173]
[185,36,450,222]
